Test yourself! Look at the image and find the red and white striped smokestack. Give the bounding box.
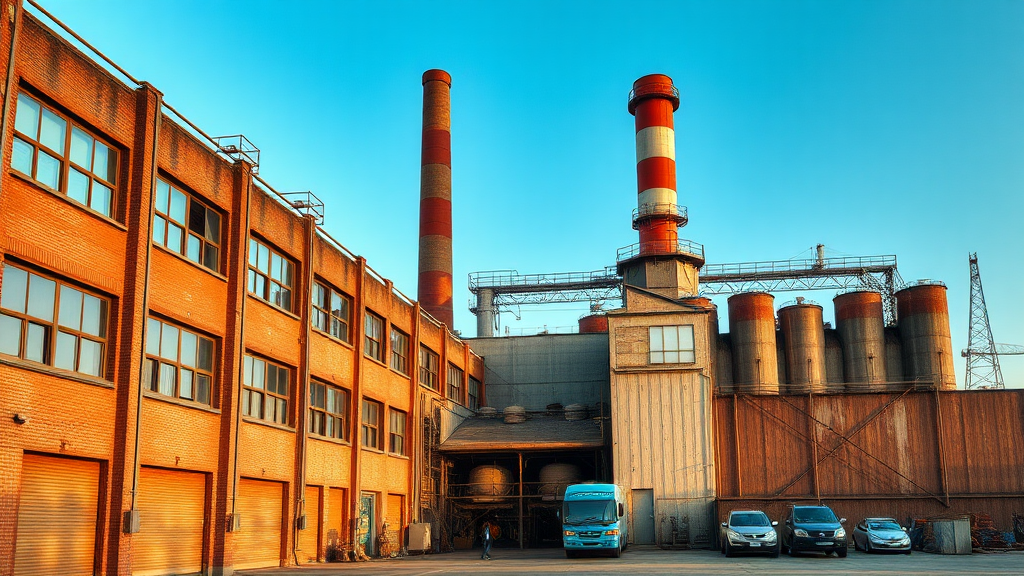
[418,69,455,328]
[628,74,684,256]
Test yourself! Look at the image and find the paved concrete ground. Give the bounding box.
[238,546,1024,575]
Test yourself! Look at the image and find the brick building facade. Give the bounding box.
[0,2,484,574]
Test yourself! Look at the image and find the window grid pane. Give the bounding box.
[648,325,696,365]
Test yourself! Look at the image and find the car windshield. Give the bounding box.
[868,521,902,531]
[793,507,838,523]
[563,500,616,525]
[731,513,770,527]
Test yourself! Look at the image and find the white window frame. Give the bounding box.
[649,325,695,364]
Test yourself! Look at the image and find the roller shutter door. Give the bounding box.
[133,467,206,576]
[385,494,405,550]
[296,486,321,563]
[234,478,284,570]
[14,454,100,576]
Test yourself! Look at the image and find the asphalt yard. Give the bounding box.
[238,545,1024,575]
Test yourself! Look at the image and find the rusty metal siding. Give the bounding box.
[715,390,1024,505]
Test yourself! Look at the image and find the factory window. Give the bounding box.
[312,280,351,343]
[419,346,439,390]
[152,178,221,272]
[390,328,410,375]
[468,377,481,410]
[361,398,383,450]
[0,263,108,378]
[248,238,294,311]
[364,311,384,362]
[242,354,290,425]
[12,92,119,218]
[649,325,696,364]
[309,380,349,441]
[447,363,463,403]
[389,408,407,456]
[143,317,215,405]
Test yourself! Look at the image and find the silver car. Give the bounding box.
[852,518,912,554]
[720,510,780,557]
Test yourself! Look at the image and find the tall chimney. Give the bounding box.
[629,74,684,256]
[617,74,703,299]
[418,69,455,328]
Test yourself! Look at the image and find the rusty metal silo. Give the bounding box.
[578,313,609,333]
[778,299,827,393]
[896,281,956,389]
[716,333,734,394]
[834,291,887,390]
[728,292,779,394]
[823,328,845,391]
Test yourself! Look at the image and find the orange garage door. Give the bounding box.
[133,467,206,575]
[14,453,100,576]
[296,485,321,563]
[234,478,284,570]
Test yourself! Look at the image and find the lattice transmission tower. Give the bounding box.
[964,253,1003,389]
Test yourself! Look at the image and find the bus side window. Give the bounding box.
[618,503,624,518]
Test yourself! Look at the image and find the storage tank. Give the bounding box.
[896,281,956,389]
[834,291,887,389]
[778,300,826,393]
[538,463,583,500]
[716,333,734,394]
[728,292,779,394]
[468,465,513,503]
[578,313,609,333]
[884,327,903,386]
[823,328,845,392]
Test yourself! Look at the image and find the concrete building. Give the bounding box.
[0,3,483,574]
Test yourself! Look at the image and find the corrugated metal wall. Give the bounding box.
[612,372,716,545]
[715,390,1024,527]
[468,334,610,410]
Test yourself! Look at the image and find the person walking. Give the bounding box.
[480,521,493,560]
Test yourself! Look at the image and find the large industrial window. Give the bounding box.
[309,380,349,441]
[248,238,294,311]
[243,354,290,425]
[12,92,118,218]
[152,179,221,272]
[364,311,384,362]
[390,328,409,375]
[0,263,108,378]
[468,377,481,410]
[649,325,696,364]
[311,280,351,343]
[389,409,407,456]
[419,345,439,390]
[361,398,383,450]
[144,317,215,405]
[447,363,463,403]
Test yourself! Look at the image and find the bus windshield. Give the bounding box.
[563,500,617,525]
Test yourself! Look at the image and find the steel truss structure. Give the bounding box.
[468,255,903,331]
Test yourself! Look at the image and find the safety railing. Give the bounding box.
[468,267,620,291]
[702,255,896,277]
[632,203,688,229]
[616,238,705,263]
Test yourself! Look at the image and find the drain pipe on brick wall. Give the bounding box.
[0,0,23,202]
[293,213,316,564]
[230,166,254,531]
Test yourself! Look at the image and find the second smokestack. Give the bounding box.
[418,69,455,328]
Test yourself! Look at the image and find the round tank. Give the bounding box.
[468,465,513,503]
[778,302,826,393]
[578,314,609,333]
[896,282,956,389]
[716,333,734,394]
[503,405,526,424]
[834,291,887,389]
[564,403,588,420]
[538,463,583,499]
[727,292,779,394]
[823,328,845,392]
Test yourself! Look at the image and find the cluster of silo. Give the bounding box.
[714,281,956,393]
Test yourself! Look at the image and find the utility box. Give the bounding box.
[932,517,972,555]
[408,522,431,553]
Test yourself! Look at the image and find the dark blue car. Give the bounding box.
[780,504,848,557]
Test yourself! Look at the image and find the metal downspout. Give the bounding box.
[293,214,316,563]
[349,257,367,554]
[230,165,254,527]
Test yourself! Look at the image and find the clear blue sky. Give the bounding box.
[37,0,1024,387]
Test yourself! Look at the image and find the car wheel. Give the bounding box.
[770,544,780,559]
[904,549,912,555]
[611,545,621,558]
[725,541,735,558]
[565,550,576,559]
[865,540,872,553]
[837,547,848,558]
[788,541,798,557]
